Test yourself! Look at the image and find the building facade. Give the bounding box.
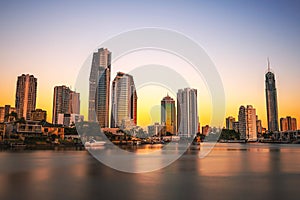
[265,61,279,132]
[88,48,111,128]
[280,116,297,132]
[238,105,257,141]
[0,105,16,122]
[238,106,247,140]
[30,109,47,121]
[52,85,71,124]
[69,91,80,114]
[15,74,37,120]
[177,88,198,138]
[161,95,176,134]
[226,116,235,130]
[111,72,137,128]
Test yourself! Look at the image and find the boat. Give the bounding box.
[84,139,106,147]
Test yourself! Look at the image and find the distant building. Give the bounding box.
[52,85,80,125]
[265,60,279,132]
[238,106,246,140]
[233,121,239,133]
[246,105,257,141]
[52,85,71,124]
[161,94,176,134]
[148,123,166,137]
[0,123,6,140]
[111,72,137,128]
[58,113,84,127]
[226,116,235,130]
[238,105,257,141]
[177,88,198,138]
[202,125,211,136]
[30,109,47,121]
[280,116,297,131]
[88,48,111,128]
[0,105,16,122]
[69,91,80,114]
[256,117,263,134]
[15,74,37,120]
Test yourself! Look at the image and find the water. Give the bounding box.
[0,143,300,200]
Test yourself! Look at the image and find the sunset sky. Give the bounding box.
[1,0,300,129]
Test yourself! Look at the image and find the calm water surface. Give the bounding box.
[0,143,300,200]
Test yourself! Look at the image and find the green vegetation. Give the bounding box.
[219,129,240,140]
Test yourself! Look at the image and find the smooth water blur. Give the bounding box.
[0,143,300,200]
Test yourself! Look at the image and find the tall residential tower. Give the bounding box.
[161,95,176,134]
[88,48,111,128]
[111,72,137,128]
[15,74,37,120]
[177,88,198,138]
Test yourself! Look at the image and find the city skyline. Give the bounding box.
[1,1,300,129]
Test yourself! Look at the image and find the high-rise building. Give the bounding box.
[88,48,111,128]
[246,105,257,141]
[69,91,80,114]
[265,60,279,132]
[201,125,211,136]
[280,116,297,131]
[0,105,16,122]
[238,106,247,140]
[52,85,71,124]
[111,72,137,128]
[52,86,81,125]
[238,105,257,141]
[177,88,198,138]
[161,95,176,134]
[226,116,235,130]
[15,74,37,120]
[30,109,47,121]
[256,116,263,134]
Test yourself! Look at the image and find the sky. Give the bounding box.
[0,0,300,129]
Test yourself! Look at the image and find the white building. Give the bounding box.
[111,72,137,128]
[58,113,84,127]
[177,88,198,138]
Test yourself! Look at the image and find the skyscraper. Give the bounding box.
[280,116,297,131]
[88,48,111,128]
[238,105,257,141]
[238,106,246,140]
[69,91,80,114]
[226,116,235,130]
[246,105,257,141]
[111,72,137,128]
[15,74,37,120]
[52,85,71,124]
[265,60,279,132]
[177,88,198,138]
[161,95,176,134]
[52,86,81,125]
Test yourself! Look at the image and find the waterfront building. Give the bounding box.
[88,48,111,128]
[265,60,279,132]
[161,95,176,134]
[111,72,137,128]
[202,125,211,136]
[177,88,198,138]
[238,105,257,141]
[52,85,71,124]
[30,109,47,121]
[148,122,166,137]
[226,116,235,130]
[69,91,80,114]
[280,116,297,131]
[15,74,37,120]
[0,105,16,122]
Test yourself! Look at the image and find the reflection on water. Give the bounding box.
[0,144,300,200]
